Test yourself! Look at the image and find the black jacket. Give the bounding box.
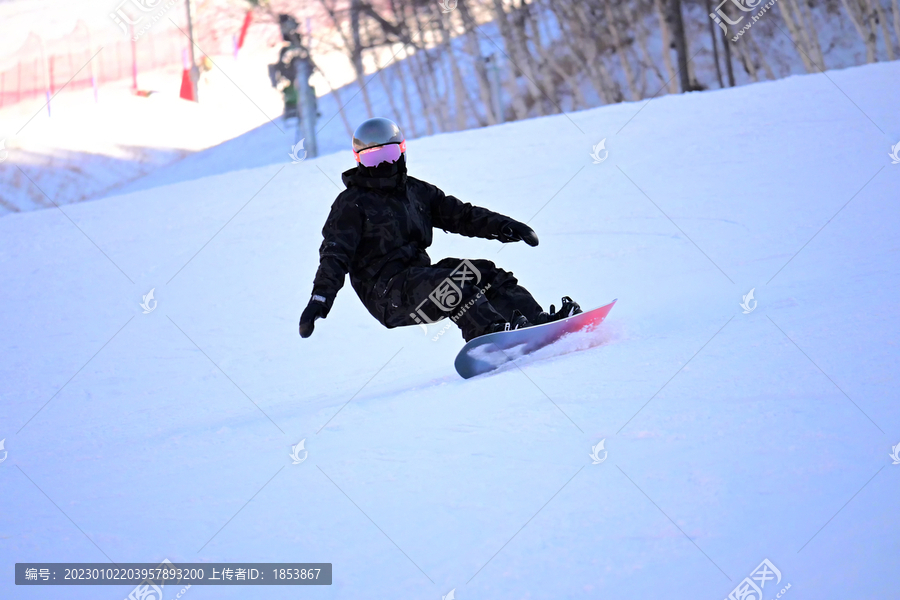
[310,158,515,323]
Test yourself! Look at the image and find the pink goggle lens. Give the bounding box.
[356,141,405,167]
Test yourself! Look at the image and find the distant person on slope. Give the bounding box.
[298,117,581,341]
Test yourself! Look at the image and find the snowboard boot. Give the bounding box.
[488,309,531,334]
[534,296,583,324]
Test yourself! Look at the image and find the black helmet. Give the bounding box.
[352,117,404,152]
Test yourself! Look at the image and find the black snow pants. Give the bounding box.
[378,258,543,341]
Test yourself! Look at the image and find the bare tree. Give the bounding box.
[667,0,692,91]
[704,0,725,86]
[246,0,893,146]
[456,0,498,124]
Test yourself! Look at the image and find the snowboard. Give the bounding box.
[454,299,617,379]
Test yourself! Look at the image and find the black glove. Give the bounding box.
[299,297,329,338]
[498,220,539,247]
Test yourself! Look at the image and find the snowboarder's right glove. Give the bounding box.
[498,220,539,247]
[299,295,330,338]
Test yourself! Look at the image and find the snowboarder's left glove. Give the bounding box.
[498,220,539,247]
[299,295,330,338]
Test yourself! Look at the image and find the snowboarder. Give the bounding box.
[299,117,581,341]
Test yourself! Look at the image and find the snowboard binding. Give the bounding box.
[534,296,583,325]
[552,296,582,320]
[489,309,531,334]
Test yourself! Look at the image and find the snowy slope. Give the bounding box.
[0,54,288,215]
[1,61,899,600]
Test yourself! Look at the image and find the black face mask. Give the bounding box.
[357,153,407,180]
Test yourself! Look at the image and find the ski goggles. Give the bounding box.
[354,140,406,167]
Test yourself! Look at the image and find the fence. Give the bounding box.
[0,19,231,109]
